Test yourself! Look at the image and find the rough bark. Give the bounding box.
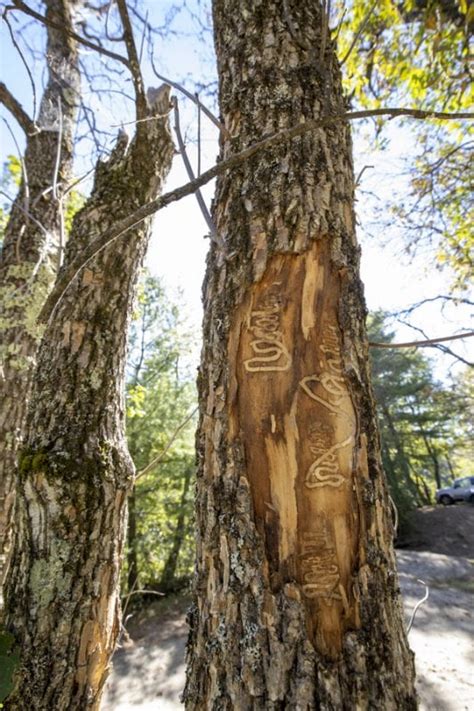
[0,0,81,601]
[185,1,417,708]
[3,86,174,710]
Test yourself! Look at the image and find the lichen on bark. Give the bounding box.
[184,1,417,708]
[3,86,174,709]
[0,0,81,602]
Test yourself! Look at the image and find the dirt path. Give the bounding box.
[103,507,474,710]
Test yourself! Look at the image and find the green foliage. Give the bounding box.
[0,156,21,248]
[64,188,85,237]
[338,0,472,110]
[125,274,197,593]
[0,628,19,703]
[0,154,84,249]
[337,1,473,290]
[368,311,469,524]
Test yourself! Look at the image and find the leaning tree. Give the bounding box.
[184,1,417,707]
[0,0,81,597]
[2,1,175,706]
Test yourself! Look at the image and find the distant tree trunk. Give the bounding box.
[0,0,80,601]
[160,464,193,591]
[3,87,174,710]
[419,427,441,490]
[382,405,423,506]
[127,488,139,593]
[185,1,417,708]
[446,454,456,481]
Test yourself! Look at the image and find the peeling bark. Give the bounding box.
[3,87,174,709]
[184,1,417,708]
[0,0,81,601]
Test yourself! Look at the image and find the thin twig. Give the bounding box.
[0,190,47,236]
[196,92,201,176]
[333,4,347,43]
[394,295,474,315]
[10,0,129,67]
[369,331,474,349]
[320,0,331,63]
[2,117,30,216]
[395,320,474,366]
[355,164,374,187]
[340,0,377,66]
[38,105,474,323]
[2,9,37,121]
[149,57,230,138]
[407,579,429,634]
[136,406,198,481]
[116,0,147,119]
[171,97,220,245]
[121,589,164,601]
[52,97,65,268]
[138,8,148,63]
[62,165,96,197]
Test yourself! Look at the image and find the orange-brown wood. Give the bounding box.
[229,239,362,657]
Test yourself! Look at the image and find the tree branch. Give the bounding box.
[116,0,147,120]
[171,96,220,245]
[9,0,129,68]
[394,295,474,315]
[0,81,35,139]
[369,331,474,350]
[136,407,198,481]
[39,106,474,323]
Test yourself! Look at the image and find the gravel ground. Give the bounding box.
[103,507,474,710]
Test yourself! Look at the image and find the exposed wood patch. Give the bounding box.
[228,239,361,657]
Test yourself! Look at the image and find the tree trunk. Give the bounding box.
[127,488,139,593]
[160,463,193,591]
[185,1,417,708]
[0,0,80,601]
[382,405,422,506]
[3,87,174,710]
[419,426,441,490]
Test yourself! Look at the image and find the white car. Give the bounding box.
[435,476,474,505]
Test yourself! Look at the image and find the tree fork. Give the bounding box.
[3,87,174,709]
[185,1,417,708]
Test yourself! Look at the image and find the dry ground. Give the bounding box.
[103,505,474,710]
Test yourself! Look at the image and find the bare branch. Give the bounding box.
[149,57,230,138]
[52,97,65,268]
[355,164,374,187]
[340,0,377,66]
[10,0,129,68]
[116,0,147,119]
[369,330,474,351]
[136,406,198,481]
[121,589,164,601]
[1,11,37,122]
[171,97,220,246]
[39,105,474,323]
[394,295,474,315]
[392,320,474,366]
[0,82,35,134]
